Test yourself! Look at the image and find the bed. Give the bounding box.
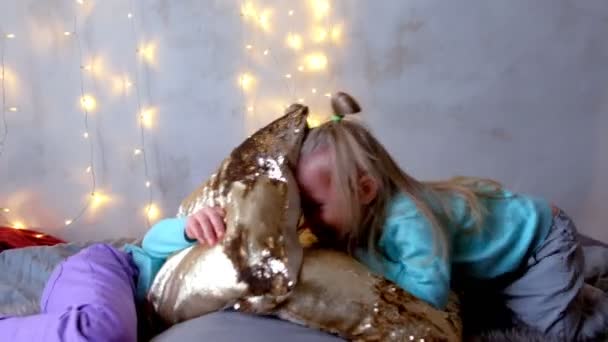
[1,227,606,341]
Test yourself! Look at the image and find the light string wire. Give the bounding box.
[128,0,153,227]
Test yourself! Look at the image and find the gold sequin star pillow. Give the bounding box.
[275,247,463,342]
[148,104,309,324]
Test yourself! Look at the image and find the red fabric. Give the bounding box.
[0,227,65,252]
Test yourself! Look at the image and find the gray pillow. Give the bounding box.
[151,311,344,342]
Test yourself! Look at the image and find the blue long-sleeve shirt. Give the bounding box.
[123,218,194,300]
[356,190,552,309]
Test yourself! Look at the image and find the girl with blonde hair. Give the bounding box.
[295,91,608,341]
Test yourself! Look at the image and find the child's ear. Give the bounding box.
[358,175,378,205]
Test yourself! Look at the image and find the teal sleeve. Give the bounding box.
[141,217,195,259]
[379,213,451,309]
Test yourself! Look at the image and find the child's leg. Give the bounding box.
[502,210,608,341]
[0,243,139,342]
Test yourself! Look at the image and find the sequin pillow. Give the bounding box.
[275,248,463,341]
[148,104,309,324]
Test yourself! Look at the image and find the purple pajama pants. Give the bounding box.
[0,243,139,342]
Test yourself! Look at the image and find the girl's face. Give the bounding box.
[296,149,348,241]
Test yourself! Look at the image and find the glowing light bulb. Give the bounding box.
[35,234,45,238]
[325,92,332,97]
[138,42,156,65]
[90,192,109,210]
[239,73,254,91]
[298,98,304,103]
[331,25,342,42]
[307,116,321,128]
[5,34,15,39]
[80,95,97,112]
[145,203,160,221]
[298,65,304,72]
[12,221,25,229]
[285,73,292,79]
[246,44,253,50]
[263,49,269,55]
[1,208,10,213]
[140,108,155,128]
[8,107,18,112]
[310,0,330,19]
[65,219,73,226]
[64,31,72,36]
[133,148,142,155]
[312,88,317,93]
[86,165,92,173]
[288,10,294,16]
[127,13,133,19]
[258,9,271,31]
[241,2,256,18]
[286,33,303,50]
[145,180,151,188]
[247,106,254,112]
[312,27,328,42]
[76,0,84,4]
[83,132,89,139]
[305,53,328,71]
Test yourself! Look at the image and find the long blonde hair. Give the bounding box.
[301,92,501,259]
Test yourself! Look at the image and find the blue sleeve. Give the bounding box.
[141,217,195,259]
[379,212,451,309]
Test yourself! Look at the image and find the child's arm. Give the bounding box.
[380,213,451,309]
[141,217,195,259]
[142,207,226,259]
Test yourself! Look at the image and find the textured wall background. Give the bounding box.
[1,0,607,242]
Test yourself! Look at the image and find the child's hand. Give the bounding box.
[185,207,226,245]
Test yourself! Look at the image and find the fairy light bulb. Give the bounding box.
[85,165,92,173]
[325,92,332,97]
[90,192,109,210]
[5,34,15,39]
[133,148,142,155]
[127,13,133,19]
[140,108,155,128]
[80,95,97,112]
[1,208,10,213]
[76,0,84,4]
[288,10,294,16]
[312,27,328,42]
[247,106,254,112]
[138,42,156,65]
[285,73,292,79]
[8,107,18,112]
[263,49,269,55]
[331,25,342,42]
[305,53,328,71]
[145,180,151,188]
[83,132,89,139]
[311,0,330,19]
[312,88,317,94]
[65,219,73,226]
[12,221,25,229]
[34,234,44,238]
[246,44,253,50]
[307,116,321,128]
[145,203,160,221]
[286,33,303,50]
[298,65,304,72]
[258,9,271,31]
[239,73,254,91]
[64,31,72,36]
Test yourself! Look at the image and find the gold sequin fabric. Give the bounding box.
[275,249,463,342]
[147,104,309,324]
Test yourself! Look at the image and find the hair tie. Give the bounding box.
[331,114,343,122]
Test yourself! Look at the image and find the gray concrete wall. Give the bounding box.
[1,0,606,242]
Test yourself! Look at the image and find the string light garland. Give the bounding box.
[64,1,101,227]
[128,0,157,226]
[0,30,15,226]
[2,0,347,232]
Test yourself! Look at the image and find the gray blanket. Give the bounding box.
[1,236,606,341]
[0,239,135,316]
